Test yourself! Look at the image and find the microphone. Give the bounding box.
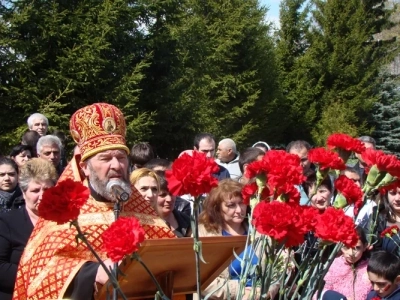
[106,181,130,202]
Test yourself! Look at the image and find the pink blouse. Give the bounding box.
[321,256,371,300]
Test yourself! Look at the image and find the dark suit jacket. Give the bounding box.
[213,164,230,181]
[0,207,34,300]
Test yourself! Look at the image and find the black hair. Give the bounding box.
[21,130,40,157]
[367,250,400,282]
[9,144,33,158]
[0,156,19,174]
[357,226,368,245]
[381,190,400,224]
[144,158,172,171]
[193,133,215,150]
[302,171,333,197]
[130,142,155,167]
[355,226,370,264]
[239,147,265,173]
[286,140,312,153]
[155,170,168,192]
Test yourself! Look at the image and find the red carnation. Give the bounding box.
[253,201,308,247]
[102,217,145,262]
[361,149,400,177]
[245,150,305,199]
[166,151,219,197]
[334,175,363,213]
[241,182,270,205]
[381,225,399,238]
[38,179,90,225]
[371,298,381,300]
[308,148,346,171]
[242,183,257,205]
[379,180,400,195]
[314,207,358,248]
[302,206,320,231]
[277,183,301,206]
[327,133,365,154]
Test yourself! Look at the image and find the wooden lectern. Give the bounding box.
[96,236,247,299]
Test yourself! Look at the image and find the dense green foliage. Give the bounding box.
[276,0,397,145]
[0,0,151,154]
[0,0,280,158]
[136,0,282,158]
[0,0,399,157]
[371,73,400,156]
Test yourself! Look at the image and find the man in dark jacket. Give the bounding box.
[193,133,230,181]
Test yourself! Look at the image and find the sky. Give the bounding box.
[260,0,281,28]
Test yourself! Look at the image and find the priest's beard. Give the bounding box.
[87,164,132,202]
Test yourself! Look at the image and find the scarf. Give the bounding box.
[0,186,23,209]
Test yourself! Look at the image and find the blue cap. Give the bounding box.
[321,290,347,300]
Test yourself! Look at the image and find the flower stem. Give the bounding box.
[192,196,203,298]
[133,253,170,300]
[71,220,127,300]
[278,248,291,300]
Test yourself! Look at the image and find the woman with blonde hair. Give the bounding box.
[130,168,160,204]
[130,168,191,237]
[0,158,58,300]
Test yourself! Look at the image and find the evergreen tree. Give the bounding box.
[275,0,314,142]
[371,73,400,156]
[0,0,150,153]
[137,0,282,157]
[277,0,397,145]
[0,0,285,157]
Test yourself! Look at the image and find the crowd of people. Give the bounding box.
[0,103,400,300]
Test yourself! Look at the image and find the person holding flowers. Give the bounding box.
[319,227,371,300]
[0,158,57,300]
[244,145,359,299]
[295,173,336,266]
[370,185,400,254]
[195,179,265,300]
[13,103,175,300]
[304,172,333,212]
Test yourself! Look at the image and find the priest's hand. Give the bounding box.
[95,258,115,285]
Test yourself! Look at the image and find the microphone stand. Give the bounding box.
[112,197,122,300]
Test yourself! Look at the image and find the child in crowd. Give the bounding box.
[366,250,400,299]
[318,227,371,300]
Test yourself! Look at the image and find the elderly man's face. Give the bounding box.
[80,149,130,201]
[38,144,61,167]
[217,143,233,162]
[31,118,48,136]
